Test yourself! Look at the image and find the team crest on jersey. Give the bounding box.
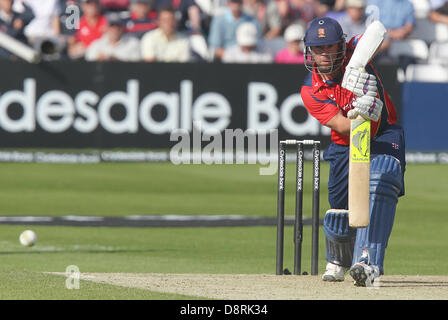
[318,28,326,38]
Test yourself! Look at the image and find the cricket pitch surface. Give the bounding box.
[70,273,448,300]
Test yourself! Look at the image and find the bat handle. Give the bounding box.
[356,114,368,121]
[348,109,368,121]
[349,112,369,121]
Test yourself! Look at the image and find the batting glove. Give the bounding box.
[342,68,378,97]
[347,95,383,122]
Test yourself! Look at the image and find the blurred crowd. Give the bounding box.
[0,0,447,66]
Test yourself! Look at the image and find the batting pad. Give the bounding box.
[324,209,357,267]
[352,154,403,274]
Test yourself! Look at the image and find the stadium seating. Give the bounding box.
[0,0,443,85]
[411,20,448,44]
[388,39,429,62]
[409,0,431,19]
[435,23,448,42]
[405,63,448,82]
[410,18,436,44]
[428,41,448,65]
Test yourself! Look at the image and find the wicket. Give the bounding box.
[276,139,320,276]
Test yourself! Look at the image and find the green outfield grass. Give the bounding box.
[0,161,447,299]
[0,162,327,216]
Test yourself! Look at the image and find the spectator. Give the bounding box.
[429,0,448,24]
[155,0,202,33]
[125,0,158,38]
[85,13,141,61]
[222,21,273,62]
[277,0,317,29]
[194,0,228,17]
[316,0,346,19]
[67,0,107,59]
[208,0,261,61]
[140,6,191,62]
[338,0,367,39]
[20,0,61,42]
[243,0,282,39]
[0,0,34,59]
[16,0,66,61]
[274,23,304,63]
[367,0,415,41]
[100,0,130,11]
[367,0,415,62]
[429,0,446,10]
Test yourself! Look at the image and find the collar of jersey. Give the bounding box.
[311,70,342,93]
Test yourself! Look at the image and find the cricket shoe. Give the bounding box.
[322,262,348,282]
[350,260,380,287]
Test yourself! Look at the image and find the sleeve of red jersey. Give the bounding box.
[345,34,360,57]
[300,86,340,126]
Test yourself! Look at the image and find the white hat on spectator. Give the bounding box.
[284,24,305,43]
[237,22,258,47]
[345,0,366,8]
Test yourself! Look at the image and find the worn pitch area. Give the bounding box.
[51,273,448,300]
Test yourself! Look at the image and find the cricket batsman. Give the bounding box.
[300,17,406,286]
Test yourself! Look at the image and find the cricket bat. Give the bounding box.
[346,21,386,228]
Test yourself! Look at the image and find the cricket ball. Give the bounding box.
[19,230,37,247]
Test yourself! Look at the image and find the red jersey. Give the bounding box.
[126,12,158,34]
[76,15,108,48]
[300,35,397,146]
